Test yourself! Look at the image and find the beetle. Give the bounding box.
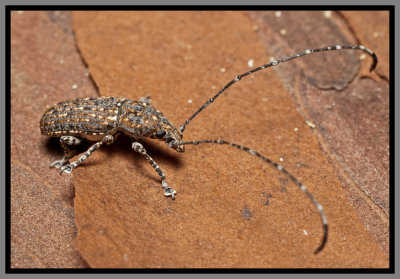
[40,96,182,198]
[40,45,377,254]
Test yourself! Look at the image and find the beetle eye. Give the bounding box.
[166,137,178,147]
[156,129,166,138]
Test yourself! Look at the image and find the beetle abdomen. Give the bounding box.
[40,96,125,139]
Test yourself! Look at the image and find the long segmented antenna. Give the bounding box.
[182,139,328,254]
[179,45,377,133]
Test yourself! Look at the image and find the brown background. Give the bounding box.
[11,10,389,268]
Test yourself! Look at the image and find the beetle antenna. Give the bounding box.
[179,45,377,133]
[182,139,328,254]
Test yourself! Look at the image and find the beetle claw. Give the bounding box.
[59,164,73,175]
[162,180,176,199]
[50,158,67,169]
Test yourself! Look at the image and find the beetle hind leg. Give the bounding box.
[50,136,81,169]
[59,135,114,175]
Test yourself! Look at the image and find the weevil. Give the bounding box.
[40,45,377,254]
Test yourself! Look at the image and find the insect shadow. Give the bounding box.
[106,134,183,166]
[45,133,183,171]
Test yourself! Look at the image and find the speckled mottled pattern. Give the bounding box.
[40,96,123,140]
[40,96,184,151]
[119,99,183,146]
[40,96,182,199]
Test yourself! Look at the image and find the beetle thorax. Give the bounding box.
[118,100,184,152]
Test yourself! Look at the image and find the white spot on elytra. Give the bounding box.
[277,165,283,171]
[279,158,283,162]
[280,29,287,35]
[220,68,226,73]
[248,59,254,68]
[373,32,380,38]
[72,84,78,90]
[300,184,306,191]
[360,53,367,60]
[275,11,282,17]
[294,127,299,132]
[17,11,24,14]
[188,99,192,104]
[303,229,308,235]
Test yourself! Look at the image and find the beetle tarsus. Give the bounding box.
[59,164,73,175]
[162,180,176,199]
[50,158,68,169]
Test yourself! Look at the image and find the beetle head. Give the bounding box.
[154,126,185,153]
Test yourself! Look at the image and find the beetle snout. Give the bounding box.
[176,144,185,153]
[166,139,185,152]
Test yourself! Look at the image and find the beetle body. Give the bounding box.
[40,96,184,152]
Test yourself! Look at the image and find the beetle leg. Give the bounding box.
[50,136,81,169]
[132,141,176,199]
[59,135,114,175]
[140,95,151,104]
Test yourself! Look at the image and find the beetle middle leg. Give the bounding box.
[59,134,115,175]
[140,95,151,104]
[50,136,81,169]
[132,142,176,199]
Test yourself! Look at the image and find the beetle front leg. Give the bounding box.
[59,134,115,175]
[132,142,176,199]
[50,136,81,169]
